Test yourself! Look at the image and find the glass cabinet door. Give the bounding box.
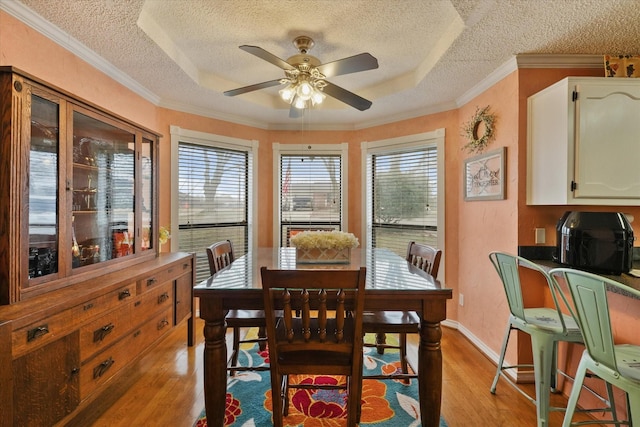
[28,95,60,279]
[140,137,154,252]
[71,110,135,268]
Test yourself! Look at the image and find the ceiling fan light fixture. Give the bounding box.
[279,84,295,102]
[296,80,314,100]
[279,74,326,109]
[293,96,306,109]
[311,89,325,105]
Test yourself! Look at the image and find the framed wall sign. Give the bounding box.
[464,147,506,201]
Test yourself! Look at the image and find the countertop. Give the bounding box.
[533,259,640,300]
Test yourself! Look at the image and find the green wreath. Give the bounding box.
[462,106,495,154]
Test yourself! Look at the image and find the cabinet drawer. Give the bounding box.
[79,307,173,400]
[80,282,172,363]
[79,302,134,361]
[135,281,173,318]
[137,260,191,294]
[12,283,135,358]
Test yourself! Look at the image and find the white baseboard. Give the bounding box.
[445,320,534,383]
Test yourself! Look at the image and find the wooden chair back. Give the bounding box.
[206,240,235,275]
[406,241,442,277]
[260,266,366,426]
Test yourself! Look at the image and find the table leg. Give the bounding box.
[200,299,227,427]
[419,319,443,427]
[375,332,387,354]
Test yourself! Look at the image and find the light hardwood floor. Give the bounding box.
[83,317,606,427]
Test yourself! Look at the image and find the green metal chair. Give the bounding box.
[489,252,616,427]
[550,268,639,427]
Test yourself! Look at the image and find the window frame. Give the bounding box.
[272,143,349,247]
[170,126,259,256]
[361,129,445,277]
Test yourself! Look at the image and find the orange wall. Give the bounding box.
[455,72,520,356]
[2,11,638,386]
[0,12,157,131]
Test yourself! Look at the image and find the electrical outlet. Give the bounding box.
[535,228,546,244]
[459,294,464,306]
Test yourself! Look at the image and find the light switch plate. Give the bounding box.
[535,228,546,244]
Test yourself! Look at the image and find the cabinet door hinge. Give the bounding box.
[571,181,577,191]
[572,90,579,102]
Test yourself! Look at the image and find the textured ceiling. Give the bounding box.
[5,0,640,129]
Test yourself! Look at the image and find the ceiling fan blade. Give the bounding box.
[239,45,296,71]
[322,81,372,111]
[223,79,282,96]
[316,53,378,78]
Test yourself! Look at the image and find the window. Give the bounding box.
[171,127,257,283]
[274,143,348,247]
[363,130,445,260]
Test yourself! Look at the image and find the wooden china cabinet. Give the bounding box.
[0,67,194,427]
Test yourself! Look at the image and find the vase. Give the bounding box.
[295,247,351,264]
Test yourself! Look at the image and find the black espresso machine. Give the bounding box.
[556,211,635,275]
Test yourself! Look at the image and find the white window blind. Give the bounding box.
[178,142,250,282]
[279,153,342,246]
[368,146,438,257]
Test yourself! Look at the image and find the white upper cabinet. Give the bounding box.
[527,77,640,205]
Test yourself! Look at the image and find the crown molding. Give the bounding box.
[158,99,271,130]
[354,101,458,130]
[456,57,518,107]
[515,53,604,68]
[455,54,603,108]
[0,2,607,131]
[0,0,160,105]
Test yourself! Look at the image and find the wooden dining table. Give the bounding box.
[193,247,452,427]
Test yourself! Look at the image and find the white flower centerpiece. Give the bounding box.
[290,230,359,264]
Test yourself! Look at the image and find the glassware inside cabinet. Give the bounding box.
[72,111,135,268]
[28,95,60,279]
[140,137,154,251]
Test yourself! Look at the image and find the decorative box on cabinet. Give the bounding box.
[527,76,640,205]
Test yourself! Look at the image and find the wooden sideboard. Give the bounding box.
[0,67,194,426]
[0,252,194,427]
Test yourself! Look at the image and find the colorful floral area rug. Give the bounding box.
[194,334,448,427]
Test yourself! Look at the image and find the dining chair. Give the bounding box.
[207,240,268,375]
[362,241,441,382]
[489,252,618,427]
[260,266,367,427]
[550,268,638,427]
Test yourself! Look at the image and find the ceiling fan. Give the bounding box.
[223,36,379,118]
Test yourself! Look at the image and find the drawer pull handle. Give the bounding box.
[133,330,141,338]
[93,357,115,379]
[27,325,49,342]
[71,367,80,376]
[134,301,141,307]
[157,292,170,304]
[147,277,157,287]
[183,263,189,270]
[157,319,170,330]
[93,323,115,342]
[118,289,131,300]
[84,302,94,311]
